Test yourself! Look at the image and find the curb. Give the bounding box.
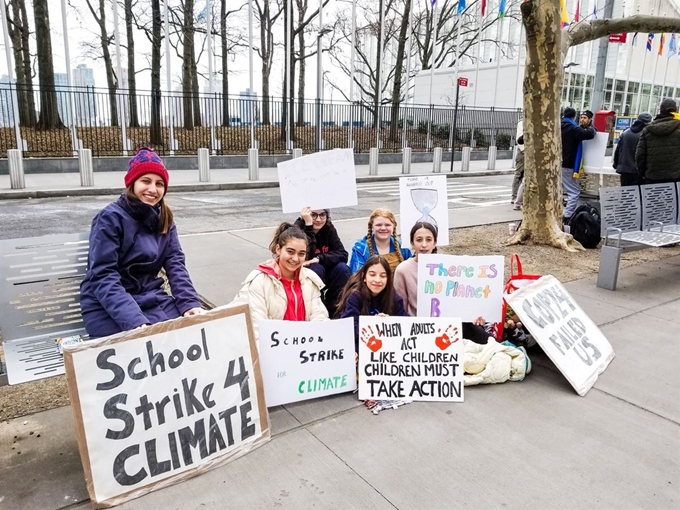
[0,169,514,200]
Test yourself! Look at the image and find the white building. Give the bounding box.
[72,64,98,126]
[0,75,13,127]
[415,0,680,115]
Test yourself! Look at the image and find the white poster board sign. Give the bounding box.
[277,149,358,213]
[399,175,450,246]
[63,305,269,507]
[358,316,464,402]
[258,318,356,406]
[505,275,615,396]
[417,254,505,322]
[582,132,609,172]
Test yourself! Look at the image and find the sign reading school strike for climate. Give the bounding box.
[416,254,505,322]
[258,318,356,406]
[62,305,269,507]
[505,276,615,396]
[358,316,464,402]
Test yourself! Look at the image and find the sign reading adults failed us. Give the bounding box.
[63,305,269,507]
[417,254,505,322]
[277,149,358,213]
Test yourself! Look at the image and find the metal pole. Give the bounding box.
[315,0,324,152]
[426,2,438,150]
[565,47,575,105]
[349,0,357,149]
[608,42,621,110]
[164,0,175,153]
[375,0,385,150]
[449,83,460,173]
[286,0,292,151]
[635,45,649,113]
[491,16,505,109]
[0,4,23,151]
[60,0,79,153]
[112,0,129,154]
[248,0,255,148]
[647,50,660,112]
[401,0,414,148]
[513,23,524,109]
[621,35,635,114]
[472,2,484,107]
[207,0,216,153]
[590,0,615,111]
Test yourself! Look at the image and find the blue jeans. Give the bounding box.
[307,262,351,317]
[561,167,580,218]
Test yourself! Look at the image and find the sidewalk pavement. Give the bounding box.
[0,158,515,200]
[1,201,678,510]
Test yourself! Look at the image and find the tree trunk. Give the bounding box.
[389,0,410,142]
[190,39,201,127]
[124,0,139,127]
[33,0,64,129]
[372,0,383,130]
[280,3,288,142]
[150,0,162,146]
[182,0,195,129]
[6,0,34,127]
[220,0,230,127]
[19,0,36,126]
[295,0,307,127]
[259,0,271,125]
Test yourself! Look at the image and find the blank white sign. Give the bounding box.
[277,149,358,213]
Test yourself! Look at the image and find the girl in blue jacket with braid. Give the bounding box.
[80,148,203,339]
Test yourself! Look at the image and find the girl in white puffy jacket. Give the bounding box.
[233,222,329,340]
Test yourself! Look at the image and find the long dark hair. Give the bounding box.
[269,222,308,255]
[124,186,174,234]
[336,255,395,317]
[410,221,438,254]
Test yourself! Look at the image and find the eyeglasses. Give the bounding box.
[311,212,327,219]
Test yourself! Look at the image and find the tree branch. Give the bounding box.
[567,15,680,49]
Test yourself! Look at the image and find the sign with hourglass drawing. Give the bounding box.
[399,175,450,246]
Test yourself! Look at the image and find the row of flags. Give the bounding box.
[430,0,506,18]
[638,33,678,58]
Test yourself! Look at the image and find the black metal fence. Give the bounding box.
[0,84,521,158]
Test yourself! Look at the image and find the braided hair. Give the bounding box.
[365,208,404,263]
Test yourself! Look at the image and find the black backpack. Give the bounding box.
[569,204,601,249]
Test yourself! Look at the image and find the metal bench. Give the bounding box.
[641,182,680,234]
[0,233,89,385]
[597,185,680,290]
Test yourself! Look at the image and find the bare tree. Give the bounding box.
[255,0,283,125]
[33,0,64,129]
[181,0,197,128]
[124,0,139,127]
[149,0,162,145]
[5,0,36,127]
[510,0,680,251]
[220,1,245,127]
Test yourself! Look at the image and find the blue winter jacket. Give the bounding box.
[80,195,202,338]
[349,235,412,273]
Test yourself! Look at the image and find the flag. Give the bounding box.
[431,0,436,6]
[560,0,569,27]
[499,0,507,18]
[574,1,580,22]
[669,34,677,58]
[481,0,486,17]
[457,0,466,14]
[592,1,597,19]
[658,33,665,56]
[647,33,655,51]
[632,32,638,46]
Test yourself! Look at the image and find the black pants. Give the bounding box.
[619,173,644,186]
[463,322,492,344]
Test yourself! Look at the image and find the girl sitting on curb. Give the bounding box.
[233,222,328,340]
[80,147,203,339]
[349,208,412,274]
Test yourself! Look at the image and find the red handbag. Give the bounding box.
[493,254,542,340]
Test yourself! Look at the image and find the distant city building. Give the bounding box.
[72,64,97,126]
[239,88,259,125]
[54,72,73,125]
[0,75,12,127]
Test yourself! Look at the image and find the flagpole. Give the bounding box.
[207,0,216,152]
[376,0,385,150]
[426,1,439,150]
[621,34,635,114]
[401,0,414,148]
[608,42,621,110]
[286,0,291,151]
[349,0,357,148]
[513,22,524,109]
[647,41,661,112]
[579,0,597,112]
[112,0,129,154]
[60,0,78,152]
[0,0,22,151]
[635,44,649,113]
[491,14,505,110]
[565,46,575,105]
[659,51,670,101]
[164,0,175,154]
[472,2,484,107]
[248,0,255,149]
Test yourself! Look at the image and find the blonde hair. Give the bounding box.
[366,208,404,264]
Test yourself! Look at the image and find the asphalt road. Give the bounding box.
[0,174,515,240]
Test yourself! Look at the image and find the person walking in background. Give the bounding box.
[511,118,524,207]
[80,147,203,339]
[636,99,680,184]
[613,112,652,186]
[561,107,596,224]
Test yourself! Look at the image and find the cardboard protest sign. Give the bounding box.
[258,318,356,406]
[277,149,358,213]
[582,132,609,172]
[63,304,269,507]
[417,254,505,322]
[358,316,464,402]
[505,275,615,396]
[399,175,450,246]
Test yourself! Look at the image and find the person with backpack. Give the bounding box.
[613,112,652,186]
[561,108,596,224]
[568,203,602,249]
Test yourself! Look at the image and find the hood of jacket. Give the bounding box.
[646,116,680,137]
[257,259,284,279]
[630,119,648,133]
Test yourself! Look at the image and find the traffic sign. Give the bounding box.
[458,77,469,87]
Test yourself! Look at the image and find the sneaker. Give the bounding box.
[510,199,516,204]
[513,204,522,210]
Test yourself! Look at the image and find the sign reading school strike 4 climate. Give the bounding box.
[416,254,505,322]
[63,305,269,507]
[258,318,356,406]
[505,276,615,396]
[358,316,464,402]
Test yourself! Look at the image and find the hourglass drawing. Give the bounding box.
[410,188,439,228]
